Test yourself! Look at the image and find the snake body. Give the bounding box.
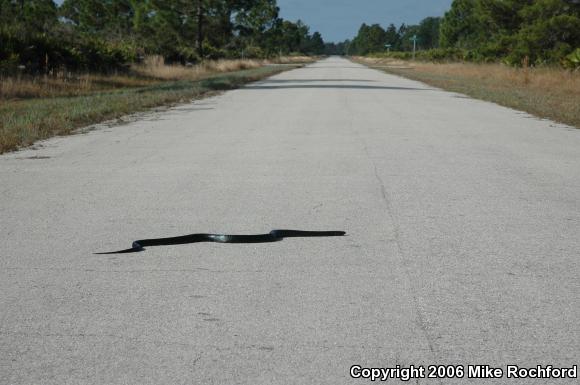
[96,230,346,254]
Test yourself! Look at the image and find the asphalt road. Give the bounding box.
[1,57,578,384]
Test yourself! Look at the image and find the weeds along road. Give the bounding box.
[1,57,578,384]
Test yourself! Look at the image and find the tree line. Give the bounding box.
[344,17,441,56]
[340,0,580,66]
[0,0,326,74]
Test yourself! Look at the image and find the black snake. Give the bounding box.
[96,229,346,254]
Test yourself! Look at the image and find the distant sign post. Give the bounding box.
[385,44,392,53]
[410,35,418,60]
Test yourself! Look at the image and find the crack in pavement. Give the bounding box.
[344,90,441,381]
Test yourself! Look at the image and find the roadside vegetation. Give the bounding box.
[0,58,311,154]
[343,0,579,128]
[0,56,313,99]
[355,57,580,128]
[335,0,580,68]
[0,0,325,75]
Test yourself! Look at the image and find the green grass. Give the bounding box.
[0,65,298,153]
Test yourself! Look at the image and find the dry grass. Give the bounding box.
[0,56,317,100]
[0,73,157,99]
[132,56,267,81]
[273,55,319,64]
[354,57,580,128]
[132,55,317,79]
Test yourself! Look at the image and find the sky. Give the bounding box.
[277,0,453,42]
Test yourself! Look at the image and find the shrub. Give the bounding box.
[563,48,580,70]
[0,26,138,75]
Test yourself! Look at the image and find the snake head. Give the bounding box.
[131,241,144,251]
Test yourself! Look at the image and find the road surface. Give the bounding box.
[1,57,578,384]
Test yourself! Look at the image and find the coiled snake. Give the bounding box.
[96,229,346,254]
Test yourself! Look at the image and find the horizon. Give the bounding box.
[278,0,453,42]
[52,0,453,43]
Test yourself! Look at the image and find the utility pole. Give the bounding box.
[410,35,418,60]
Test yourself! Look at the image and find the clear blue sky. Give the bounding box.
[278,0,453,42]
